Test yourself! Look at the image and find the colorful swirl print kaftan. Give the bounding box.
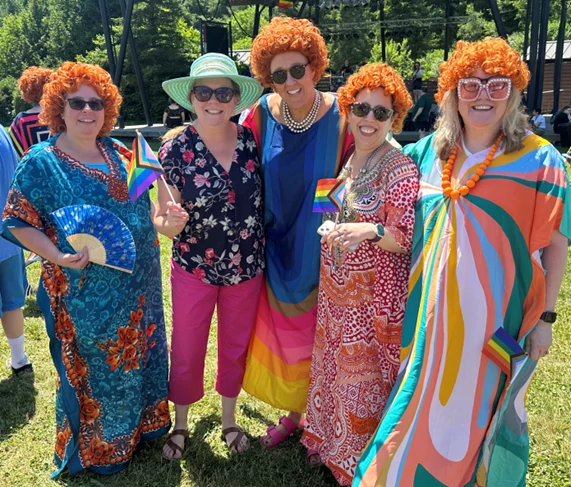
[242,95,351,412]
[1,136,170,477]
[353,133,566,487]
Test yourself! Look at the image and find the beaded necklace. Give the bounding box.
[442,133,504,200]
[282,90,321,133]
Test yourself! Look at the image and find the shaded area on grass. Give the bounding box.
[0,371,37,442]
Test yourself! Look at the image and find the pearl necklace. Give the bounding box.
[442,133,503,199]
[282,90,321,133]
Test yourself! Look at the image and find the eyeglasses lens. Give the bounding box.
[351,103,392,122]
[193,86,235,103]
[67,98,105,111]
[271,64,307,85]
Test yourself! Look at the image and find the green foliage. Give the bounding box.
[0,76,18,125]
[371,38,414,79]
[0,0,569,123]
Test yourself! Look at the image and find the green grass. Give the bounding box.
[0,188,570,486]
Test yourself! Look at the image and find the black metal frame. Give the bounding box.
[98,0,568,122]
[99,0,152,126]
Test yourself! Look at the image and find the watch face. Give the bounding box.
[541,311,557,323]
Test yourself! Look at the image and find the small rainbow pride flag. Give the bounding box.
[314,178,345,213]
[278,0,294,8]
[482,326,526,380]
[128,131,164,203]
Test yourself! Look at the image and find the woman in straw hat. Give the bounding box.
[354,37,569,487]
[156,53,264,458]
[240,16,353,450]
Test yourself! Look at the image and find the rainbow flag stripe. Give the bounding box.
[313,178,345,213]
[278,0,293,8]
[482,326,526,379]
[128,132,164,203]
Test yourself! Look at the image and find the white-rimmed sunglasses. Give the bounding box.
[457,77,512,102]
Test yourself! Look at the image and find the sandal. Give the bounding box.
[307,448,322,466]
[259,415,299,449]
[162,428,188,460]
[222,426,249,454]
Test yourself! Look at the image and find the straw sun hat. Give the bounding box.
[162,53,262,115]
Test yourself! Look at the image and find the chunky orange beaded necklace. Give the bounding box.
[441,133,504,200]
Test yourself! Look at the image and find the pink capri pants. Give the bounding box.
[168,260,263,405]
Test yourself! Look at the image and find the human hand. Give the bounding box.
[56,246,90,269]
[165,201,189,233]
[322,223,376,251]
[525,320,553,360]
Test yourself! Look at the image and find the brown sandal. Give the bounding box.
[162,428,188,460]
[222,426,249,454]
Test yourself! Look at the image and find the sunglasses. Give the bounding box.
[66,97,105,111]
[457,77,512,101]
[270,64,309,85]
[350,102,394,122]
[191,86,237,103]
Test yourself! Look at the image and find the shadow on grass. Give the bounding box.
[180,415,338,487]
[0,371,37,441]
[23,295,42,318]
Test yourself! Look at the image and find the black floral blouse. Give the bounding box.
[159,125,265,286]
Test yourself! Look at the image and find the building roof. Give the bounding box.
[528,40,571,60]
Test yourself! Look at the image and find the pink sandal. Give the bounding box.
[307,448,322,466]
[259,415,299,449]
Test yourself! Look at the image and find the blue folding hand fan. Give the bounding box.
[51,205,136,273]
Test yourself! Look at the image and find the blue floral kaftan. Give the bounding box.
[1,135,170,477]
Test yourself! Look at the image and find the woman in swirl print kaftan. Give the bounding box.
[353,133,567,487]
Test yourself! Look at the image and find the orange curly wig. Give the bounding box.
[40,62,122,137]
[436,37,530,104]
[18,66,53,104]
[337,63,413,134]
[250,17,329,87]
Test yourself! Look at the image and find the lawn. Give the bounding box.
[0,187,570,487]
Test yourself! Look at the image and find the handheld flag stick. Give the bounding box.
[160,174,177,204]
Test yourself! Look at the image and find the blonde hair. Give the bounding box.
[433,89,529,161]
[162,125,186,142]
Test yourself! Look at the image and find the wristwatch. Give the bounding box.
[369,224,385,243]
[540,311,557,324]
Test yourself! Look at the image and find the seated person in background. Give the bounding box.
[552,106,571,134]
[163,98,186,128]
[531,108,546,136]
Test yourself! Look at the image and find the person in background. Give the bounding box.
[163,98,186,128]
[531,108,546,136]
[354,37,568,487]
[411,86,432,138]
[0,126,32,375]
[412,61,423,103]
[2,61,172,477]
[158,53,264,459]
[9,66,53,158]
[301,63,418,485]
[552,105,571,134]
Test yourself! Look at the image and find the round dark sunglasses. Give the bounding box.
[191,86,237,103]
[270,64,309,85]
[350,102,393,122]
[66,97,105,111]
